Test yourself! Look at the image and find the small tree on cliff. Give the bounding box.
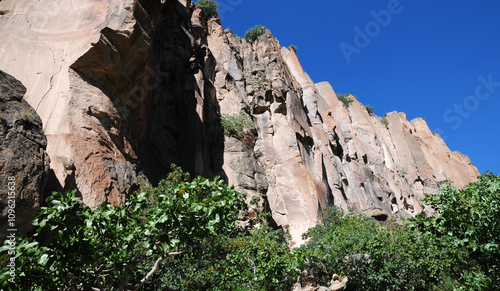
[196,0,219,18]
[244,25,267,42]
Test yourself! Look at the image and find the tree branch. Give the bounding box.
[132,248,192,291]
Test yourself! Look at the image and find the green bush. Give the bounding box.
[0,165,246,290]
[220,111,254,139]
[196,0,219,18]
[288,44,298,52]
[298,206,431,290]
[244,25,267,42]
[365,104,374,114]
[299,174,500,290]
[147,223,300,290]
[409,173,500,290]
[336,93,353,108]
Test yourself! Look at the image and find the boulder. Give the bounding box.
[0,71,50,241]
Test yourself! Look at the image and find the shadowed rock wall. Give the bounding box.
[0,71,50,241]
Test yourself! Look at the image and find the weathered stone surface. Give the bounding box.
[0,0,221,208]
[206,22,479,244]
[0,0,479,245]
[0,71,50,241]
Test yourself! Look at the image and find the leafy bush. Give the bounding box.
[409,173,500,290]
[147,223,300,290]
[299,174,500,290]
[220,111,254,139]
[336,93,353,108]
[298,206,431,290]
[0,165,246,290]
[244,25,267,42]
[365,104,374,114]
[196,0,219,18]
[288,44,298,52]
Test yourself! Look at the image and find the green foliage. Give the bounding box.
[220,111,254,139]
[0,165,246,290]
[380,114,389,128]
[147,223,301,290]
[250,196,261,205]
[195,0,219,18]
[336,93,353,108]
[244,25,266,42]
[299,175,500,290]
[365,104,374,114]
[298,206,431,290]
[409,173,500,290]
[288,44,298,52]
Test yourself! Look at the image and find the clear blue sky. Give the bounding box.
[215,0,500,175]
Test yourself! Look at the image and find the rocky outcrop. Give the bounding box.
[0,71,50,241]
[0,0,479,244]
[207,24,479,244]
[0,0,221,207]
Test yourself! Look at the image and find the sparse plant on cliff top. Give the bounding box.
[244,25,267,42]
[337,93,353,108]
[196,0,219,18]
[380,114,389,128]
[288,44,298,52]
[221,111,254,139]
[365,104,374,114]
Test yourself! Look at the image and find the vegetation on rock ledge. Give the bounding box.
[244,25,267,42]
[196,0,219,19]
[220,111,254,139]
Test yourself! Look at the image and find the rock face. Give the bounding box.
[0,0,479,244]
[207,25,479,244]
[0,71,50,241]
[0,0,222,208]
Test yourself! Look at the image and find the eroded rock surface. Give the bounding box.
[0,71,50,241]
[207,23,479,244]
[0,0,221,208]
[0,0,479,244]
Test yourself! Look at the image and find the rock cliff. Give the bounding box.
[207,24,478,244]
[0,0,479,244]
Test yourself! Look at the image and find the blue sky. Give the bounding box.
[215,0,500,175]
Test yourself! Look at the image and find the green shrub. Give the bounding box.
[0,165,246,290]
[409,173,500,290]
[148,223,300,290]
[288,44,298,52]
[220,111,254,139]
[298,206,432,290]
[297,174,500,290]
[336,93,353,108]
[244,25,267,42]
[365,104,374,114]
[196,0,219,18]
